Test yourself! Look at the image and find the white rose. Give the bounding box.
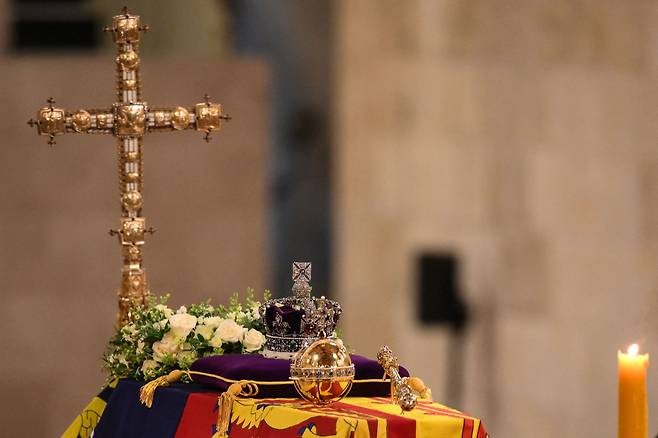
[169,313,197,339]
[161,330,184,345]
[209,333,222,348]
[155,304,173,318]
[141,359,158,375]
[195,324,215,340]
[243,329,266,352]
[212,319,245,344]
[152,334,180,362]
[204,316,222,328]
[177,306,187,314]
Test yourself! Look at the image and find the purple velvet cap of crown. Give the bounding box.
[264,305,303,335]
[189,353,410,398]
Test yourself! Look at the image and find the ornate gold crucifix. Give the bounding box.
[27,8,230,326]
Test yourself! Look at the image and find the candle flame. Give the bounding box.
[628,344,640,356]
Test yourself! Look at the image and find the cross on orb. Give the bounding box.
[27,8,231,326]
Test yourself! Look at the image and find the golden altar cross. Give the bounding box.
[27,8,231,326]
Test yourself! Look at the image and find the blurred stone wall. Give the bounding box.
[0,57,269,436]
[334,1,657,436]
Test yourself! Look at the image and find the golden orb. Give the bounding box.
[290,338,354,405]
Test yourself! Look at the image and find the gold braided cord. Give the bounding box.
[187,370,393,386]
[216,381,252,438]
[187,370,293,386]
[139,370,184,407]
[139,367,409,438]
[139,368,397,408]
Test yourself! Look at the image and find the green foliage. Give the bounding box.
[103,289,269,382]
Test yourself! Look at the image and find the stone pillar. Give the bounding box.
[334,1,658,436]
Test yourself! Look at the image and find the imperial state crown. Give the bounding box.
[260,262,341,358]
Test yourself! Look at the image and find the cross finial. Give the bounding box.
[292,262,311,283]
[292,261,312,297]
[103,8,149,39]
[47,97,55,109]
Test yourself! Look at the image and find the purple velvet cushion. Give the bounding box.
[189,354,409,398]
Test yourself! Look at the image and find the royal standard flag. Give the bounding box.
[65,379,488,438]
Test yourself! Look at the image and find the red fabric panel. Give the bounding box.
[476,421,488,438]
[462,418,474,438]
[229,415,341,438]
[174,392,220,437]
[332,401,416,437]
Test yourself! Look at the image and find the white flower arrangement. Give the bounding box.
[104,289,269,381]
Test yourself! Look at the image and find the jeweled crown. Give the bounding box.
[260,262,341,359]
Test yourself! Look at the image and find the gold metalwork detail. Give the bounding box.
[124,269,144,291]
[118,267,149,326]
[153,110,167,127]
[171,107,190,130]
[115,104,147,136]
[121,218,146,244]
[126,172,140,182]
[125,151,140,162]
[113,14,141,43]
[126,245,142,263]
[122,190,143,211]
[195,102,222,131]
[71,110,91,132]
[123,79,137,90]
[96,113,111,129]
[117,50,140,71]
[37,107,66,136]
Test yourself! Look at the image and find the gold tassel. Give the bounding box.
[407,376,432,401]
[213,380,259,438]
[139,370,184,408]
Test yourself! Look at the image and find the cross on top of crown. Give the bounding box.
[292,262,311,283]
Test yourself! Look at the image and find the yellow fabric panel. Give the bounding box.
[61,379,118,438]
[60,395,107,438]
[340,397,477,438]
